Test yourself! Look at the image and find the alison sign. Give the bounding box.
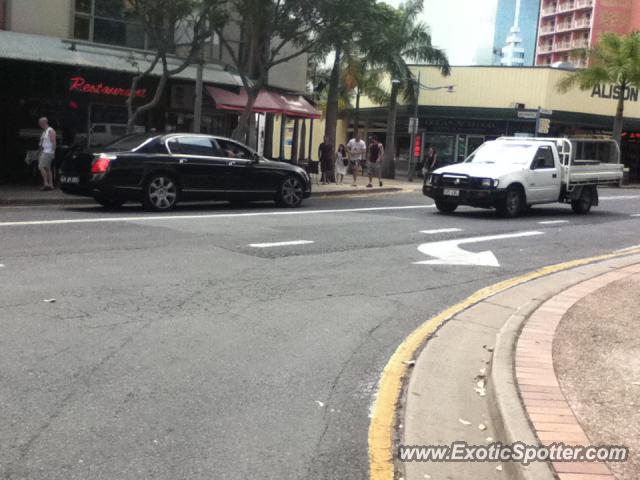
[591,84,639,102]
[69,76,147,99]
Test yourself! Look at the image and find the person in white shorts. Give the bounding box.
[38,117,56,191]
[347,135,366,186]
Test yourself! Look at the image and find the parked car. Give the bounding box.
[60,133,312,210]
[423,137,623,217]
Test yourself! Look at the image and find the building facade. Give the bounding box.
[0,0,317,183]
[494,0,541,66]
[536,0,640,67]
[353,66,640,181]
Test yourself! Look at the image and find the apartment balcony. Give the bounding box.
[573,18,591,29]
[556,21,574,32]
[575,0,593,9]
[572,39,589,49]
[541,6,558,17]
[539,43,554,53]
[558,1,576,13]
[540,24,556,35]
[554,41,573,51]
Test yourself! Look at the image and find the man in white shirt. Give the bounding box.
[38,117,56,191]
[346,135,366,187]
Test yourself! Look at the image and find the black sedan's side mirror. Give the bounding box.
[252,153,261,163]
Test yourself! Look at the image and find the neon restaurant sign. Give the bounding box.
[68,76,147,98]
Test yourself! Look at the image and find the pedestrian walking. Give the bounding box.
[335,144,348,185]
[347,134,366,187]
[366,136,384,188]
[318,136,334,184]
[38,117,56,191]
[423,146,438,176]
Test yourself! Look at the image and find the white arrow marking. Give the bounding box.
[415,231,545,267]
[250,240,314,248]
[420,228,463,235]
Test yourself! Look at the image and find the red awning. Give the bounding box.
[206,86,321,119]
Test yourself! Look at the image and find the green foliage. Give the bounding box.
[365,0,450,100]
[557,32,640,93]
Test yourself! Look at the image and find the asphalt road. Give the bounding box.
[1,189,640,480]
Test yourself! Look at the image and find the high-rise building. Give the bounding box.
[493,0,541,66]
[536,0,640,67]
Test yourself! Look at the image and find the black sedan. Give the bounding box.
[60,133,312,210]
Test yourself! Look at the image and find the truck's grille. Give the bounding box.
[438,174,470,187]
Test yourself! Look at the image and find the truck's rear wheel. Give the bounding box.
[571,186,594,214]
[435,200,458,214]
[497,187,524,218]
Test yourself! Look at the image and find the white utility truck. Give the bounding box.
[423,137,624,217]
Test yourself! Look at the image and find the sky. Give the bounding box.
[383,0,499,65]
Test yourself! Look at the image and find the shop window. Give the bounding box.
[74,0,148,49]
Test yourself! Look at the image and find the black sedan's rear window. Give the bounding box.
[103,134,160,152]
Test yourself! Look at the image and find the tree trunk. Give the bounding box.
[354,87,361,139]
[324,44,342,151]
[382,82,400,179]
[233,87,259,144]
[613,89,625,147]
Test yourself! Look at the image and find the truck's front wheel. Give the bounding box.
[571,186,594,214]
[497,187,524,218]
[435,199,458,214]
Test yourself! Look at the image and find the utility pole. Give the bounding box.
[408,71,421,182]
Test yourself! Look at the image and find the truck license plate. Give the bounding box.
[443,189,459,197]
[61,176,80,184]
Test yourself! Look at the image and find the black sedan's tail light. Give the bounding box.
[91,155,113,174]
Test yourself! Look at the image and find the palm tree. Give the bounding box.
[558,32,640,147]
[341,53,389,138]
[367,0,450,179]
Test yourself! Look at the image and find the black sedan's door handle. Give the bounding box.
[179,158,188,164]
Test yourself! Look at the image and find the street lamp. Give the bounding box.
[407,75,456,181]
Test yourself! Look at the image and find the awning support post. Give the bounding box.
[279,114,287,162]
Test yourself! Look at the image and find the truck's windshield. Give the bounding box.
[465,142,538,165]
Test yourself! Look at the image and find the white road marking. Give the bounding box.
[0,264,4,268]
[538,220,569,225]
[600,195,640,201]
[420,228,463,235]
[249,240,314,248]
[632,214,640,217]
[0,205,436,228]
[415,231,545,267]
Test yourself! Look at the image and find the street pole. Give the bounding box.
[408,71,421,182]
[193,49,204,133]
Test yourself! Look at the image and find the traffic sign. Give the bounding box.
[408,117,419,134]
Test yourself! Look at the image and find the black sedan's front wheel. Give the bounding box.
[276,175,305,208]
[143,174,179,211]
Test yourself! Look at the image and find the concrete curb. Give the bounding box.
[489,307,556,480]
[311,187,406,197]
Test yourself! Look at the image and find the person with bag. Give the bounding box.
[38,117,56,191]
[366,136,384,188]
[335,144,348,185]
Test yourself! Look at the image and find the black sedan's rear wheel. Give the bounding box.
[143,174,179,211]
[276,175,304,208]
[94,195,125,209]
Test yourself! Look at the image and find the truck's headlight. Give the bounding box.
[480,178,493,188]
